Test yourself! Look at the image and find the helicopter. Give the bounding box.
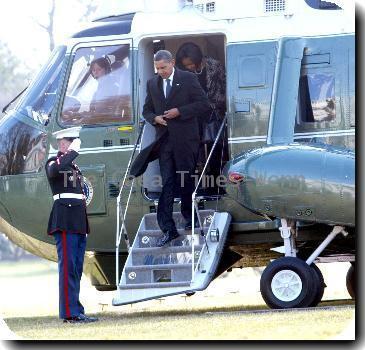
[0,0,355,309]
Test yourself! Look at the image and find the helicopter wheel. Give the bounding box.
[346,263,355,299]
[185,292,196,297]
[309,263,325,307]
[260,257,318,309]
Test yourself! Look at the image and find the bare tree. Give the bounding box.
[34,0,56,52]
[33,0,98,53]
[0,42,33,114]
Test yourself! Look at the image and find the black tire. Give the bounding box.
[260,257,317,309]
[185,292,196,297]
[346,264,355,299]
[309,264,325,307]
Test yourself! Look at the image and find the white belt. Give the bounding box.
[53,193,84,201]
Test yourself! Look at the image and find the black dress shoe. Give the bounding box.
[79,314,99,322]
[63,314,98,324]
[156,230,179,247]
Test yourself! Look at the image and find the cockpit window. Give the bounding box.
[60,44,132,126]
[298,73,336,123]
[14,46,66,125]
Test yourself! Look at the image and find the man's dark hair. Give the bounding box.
[154,50,173,62]
[176,42,203,69]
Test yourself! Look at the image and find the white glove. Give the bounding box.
[68,138,81,153]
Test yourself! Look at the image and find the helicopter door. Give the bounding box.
[226,40,277,158]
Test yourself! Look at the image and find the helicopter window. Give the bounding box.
[60,44,132,126]
[298,73,336,123]
[14,46,67,125]
[304,0,342,10]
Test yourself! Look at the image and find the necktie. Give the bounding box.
[165,78,172,98]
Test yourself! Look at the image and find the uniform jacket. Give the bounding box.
[130,68,211,177]
[45,150,89,235]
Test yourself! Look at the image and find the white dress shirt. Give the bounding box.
[163,68,175,98]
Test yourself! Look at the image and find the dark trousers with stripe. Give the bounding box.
[53,231,87,319]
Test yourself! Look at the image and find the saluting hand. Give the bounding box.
[164,108,180,119]
[68,139,81,153]
[154,115,167,126]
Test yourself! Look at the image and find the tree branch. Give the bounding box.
[32,0,56,52]
[77,0,98,21]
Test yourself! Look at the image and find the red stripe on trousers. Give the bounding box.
[62,231,71,318]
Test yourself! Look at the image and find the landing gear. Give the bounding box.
[346,263,355,299]
[260,257,318,309]
[260,221,350,309]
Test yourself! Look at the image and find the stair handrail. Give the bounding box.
[116,120,146,289]
[191,115,227,283]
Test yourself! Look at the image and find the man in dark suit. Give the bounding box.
[46,127,98,323]
[130,50,211,247]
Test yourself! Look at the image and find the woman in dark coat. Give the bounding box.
[176,42,227,194]
[176,42,226,118]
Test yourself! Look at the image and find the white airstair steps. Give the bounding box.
[112,209,231,305]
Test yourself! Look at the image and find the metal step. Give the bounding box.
[118,281,191,290]
[136,229,208,248]
[137,228,207,237]
[132,246,204,254]
[123,263,193,285]
[142,210,214,230]
[131,245,203,266]
[113,210,231,306]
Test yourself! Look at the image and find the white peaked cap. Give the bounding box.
[53,126,82,140]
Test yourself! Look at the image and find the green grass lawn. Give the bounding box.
[5,306,355,340]
[0,259,355,340]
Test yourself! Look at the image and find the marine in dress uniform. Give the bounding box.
[45,127,98,324]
